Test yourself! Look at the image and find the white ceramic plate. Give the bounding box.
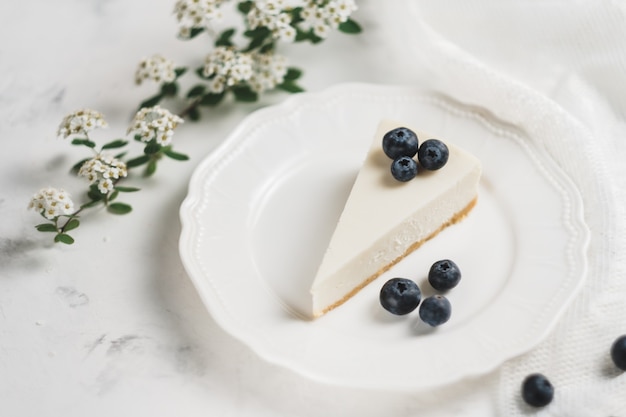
[179,83,589,391]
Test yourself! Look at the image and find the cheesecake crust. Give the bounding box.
[313,196,478,318]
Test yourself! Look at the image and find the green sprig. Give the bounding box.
[71,138,96,148]
[35,215,80,245]
[35,1,363,246]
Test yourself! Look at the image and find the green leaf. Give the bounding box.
[63,218,80,232]
[309,31,324,44]
[294,27,323,44]
[115,186,140,192]
[108,190,119,202]
[160,82,178,97]
[237,1,253,14]
[293,27,323,43]
[54,233,75,244]
[199,91,226,107]
[277,81,305,93]
[244,27,270,38]
[338,18,362,34]
[186,84,207,99]
[162,147,190,161]
[175,67,188,78]
[101,139,128,150]
[294,28,310,42]
[70,157,90,175]
[126,155,150,168]
[232,85,258,102]
[245,27,272,51]
[144,142,162,155]
[71,138,96,148]
[87,191,102,201]
[36,223,58,233]
[87,184,104,201]
[188,107,201,121]
[145,160,158,177]
[139,93,163,109]
[114,151,127,159]
[195,66,210,80]
[290,7,304,24]
[259,42,275,54]
[284,67,303,81]
[188,28,205,39]
[107,202,132,215]
[215,28,236,47]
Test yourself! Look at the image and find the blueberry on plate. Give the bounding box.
[610,334,626,370]
[418,295,451,326]
[382,127,419,159]
[390,156,418,182]
[428,259,462,291]
[379,278,421,315]
[521,373,554,407]
[418,139,449,170]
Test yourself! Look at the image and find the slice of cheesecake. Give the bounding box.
[310,120,482,318]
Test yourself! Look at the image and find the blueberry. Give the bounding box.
[418,295,451,326]
[382,127,419,159]
[428,259,462,291]
[390,156,418,182]
[379,278,421,315]
[521,373,554,407]
[418,139,449,170]
[610,334,626,371]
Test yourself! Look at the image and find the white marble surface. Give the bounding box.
[0,1,499,416]
[2,1,625,416]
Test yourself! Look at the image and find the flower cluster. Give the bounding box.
[246,0,297,42]
[249,52,288,93]
[174,0,225,38]
[203,46,255,92]
[78,154,128,194]
[127,105,184,146]
[300,0,358,38]
[135,54,177,85]
[28,187,75,220]
[57,109,107,140]
[202,47,289,93]
[29,0,362,246]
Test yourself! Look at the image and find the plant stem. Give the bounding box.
[177,96,202,120]
[59,207,86,234]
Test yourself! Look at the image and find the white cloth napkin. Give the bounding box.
[401,1,626,414]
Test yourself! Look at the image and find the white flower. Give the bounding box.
[97,178,114,194]
[174,0,225,38]
[28,187,75,220]
[203,47,255,92]
[127,105,184,147]
[209,76,226,93]
[135,54,177,85]
[246,2,297,43]
[249,51,289,93]
[256,0,284,15]
[57,109,107,139]
[78,153,128,194]
[335,0,358,19]
[299,0,357,37]
[276,22,296,42]
[203,48,291,94]
[312,22,331,38]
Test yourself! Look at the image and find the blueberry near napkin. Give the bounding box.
[401,1,626,414]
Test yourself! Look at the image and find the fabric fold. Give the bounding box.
[402,0,626,414]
